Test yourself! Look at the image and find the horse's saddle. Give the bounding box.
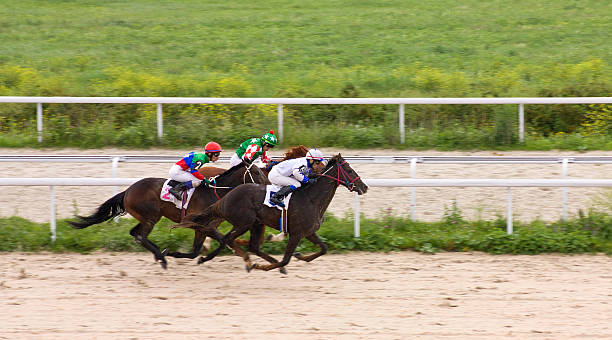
[264,185,293,210]
[160,179,196,209]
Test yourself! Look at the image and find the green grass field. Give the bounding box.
[1,0,610,96]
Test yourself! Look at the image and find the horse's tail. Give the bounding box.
[68,191,126,229]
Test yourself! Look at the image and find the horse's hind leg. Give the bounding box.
[209,224,254,271]
[293,232,327,262]
[130,222,167,269]
[165,230,206,259]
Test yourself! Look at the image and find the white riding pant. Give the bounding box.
[169,164,202,187]
[229,153,243,167]
[230,152,266,168]
[268,167,302,188]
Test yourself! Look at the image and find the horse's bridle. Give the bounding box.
[320,160,361,192]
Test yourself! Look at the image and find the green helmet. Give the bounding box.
[261,130,278,146]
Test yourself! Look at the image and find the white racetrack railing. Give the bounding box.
[3,177,612,241]
[2,96,611,143]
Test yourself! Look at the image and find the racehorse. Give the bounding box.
[68,162,269,269]
[171,154,368,273]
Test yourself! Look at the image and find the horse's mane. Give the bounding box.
[264,145,309,172]
[281,145,308,162]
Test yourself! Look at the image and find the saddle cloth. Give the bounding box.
[160,179,196,209]
[264,185,293,210]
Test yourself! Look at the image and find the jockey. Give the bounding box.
[168,141,222,199]
[268,148,326,207]
[229,130,277,167]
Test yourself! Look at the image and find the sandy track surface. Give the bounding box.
[2,148,612,223]
[0,251,610,339]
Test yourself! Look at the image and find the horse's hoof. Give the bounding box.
[280,267,287,275]
[245,263,256,272]
[293,252,302,259]
[197,257,206,264]
[160,261,167,270]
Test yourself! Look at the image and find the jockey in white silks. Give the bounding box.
[268,148,326,207]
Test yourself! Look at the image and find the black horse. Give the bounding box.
[69,162,269,269]
[172,154,368,272]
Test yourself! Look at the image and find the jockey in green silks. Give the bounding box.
[229,130,278,167]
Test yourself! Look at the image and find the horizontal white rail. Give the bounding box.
[363,178,612,187]
[0,178,141,186]
[2,177,612,187]
[2,177,612,241]
[1,96,611,104]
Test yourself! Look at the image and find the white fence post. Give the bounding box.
[519,103,524,143]
[50,185,56,242]
[399,104,405,144]
[506,187,513,234]
[277,104,284,143]
[410,157,417,221]
[353,192,360,237]
[112,156,120,222]
[562,158,568,220]
[157,104,163,139]
[37,103,43,142]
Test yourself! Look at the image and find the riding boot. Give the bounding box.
[269,185,296,207]
[169,182,188,200]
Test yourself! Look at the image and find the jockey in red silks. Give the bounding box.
[229,130,277,167]
[168,141,222,199]
[268,148,326,207]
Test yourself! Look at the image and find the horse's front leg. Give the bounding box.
[246,223,286,274]
[293,232,327,262]
[253,234,301,272]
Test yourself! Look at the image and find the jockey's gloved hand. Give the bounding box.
[242,157,253,165]
[307,177,317,185]
[203,178,211,187]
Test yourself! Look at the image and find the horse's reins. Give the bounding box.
[320,160,361,192]
[207,162,259,200]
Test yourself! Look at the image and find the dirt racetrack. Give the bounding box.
[2,147,612,223]
[1,251,611,339]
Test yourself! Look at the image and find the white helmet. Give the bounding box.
[306,148,325,162]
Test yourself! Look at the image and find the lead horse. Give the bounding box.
[172,154,368,272]
[69,162,269,269]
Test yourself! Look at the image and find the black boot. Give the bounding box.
[269,185,295,207]
[169,182,188,200]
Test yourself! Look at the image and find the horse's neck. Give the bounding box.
[304,172,340,217]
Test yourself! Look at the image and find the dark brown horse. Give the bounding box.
[69,162,269,269]
[172,154,368,273]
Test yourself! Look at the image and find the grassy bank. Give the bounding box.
[1,209,611,255]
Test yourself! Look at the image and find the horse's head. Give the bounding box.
[321,154,368,195]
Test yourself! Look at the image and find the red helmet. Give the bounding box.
[204,141,222,153]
